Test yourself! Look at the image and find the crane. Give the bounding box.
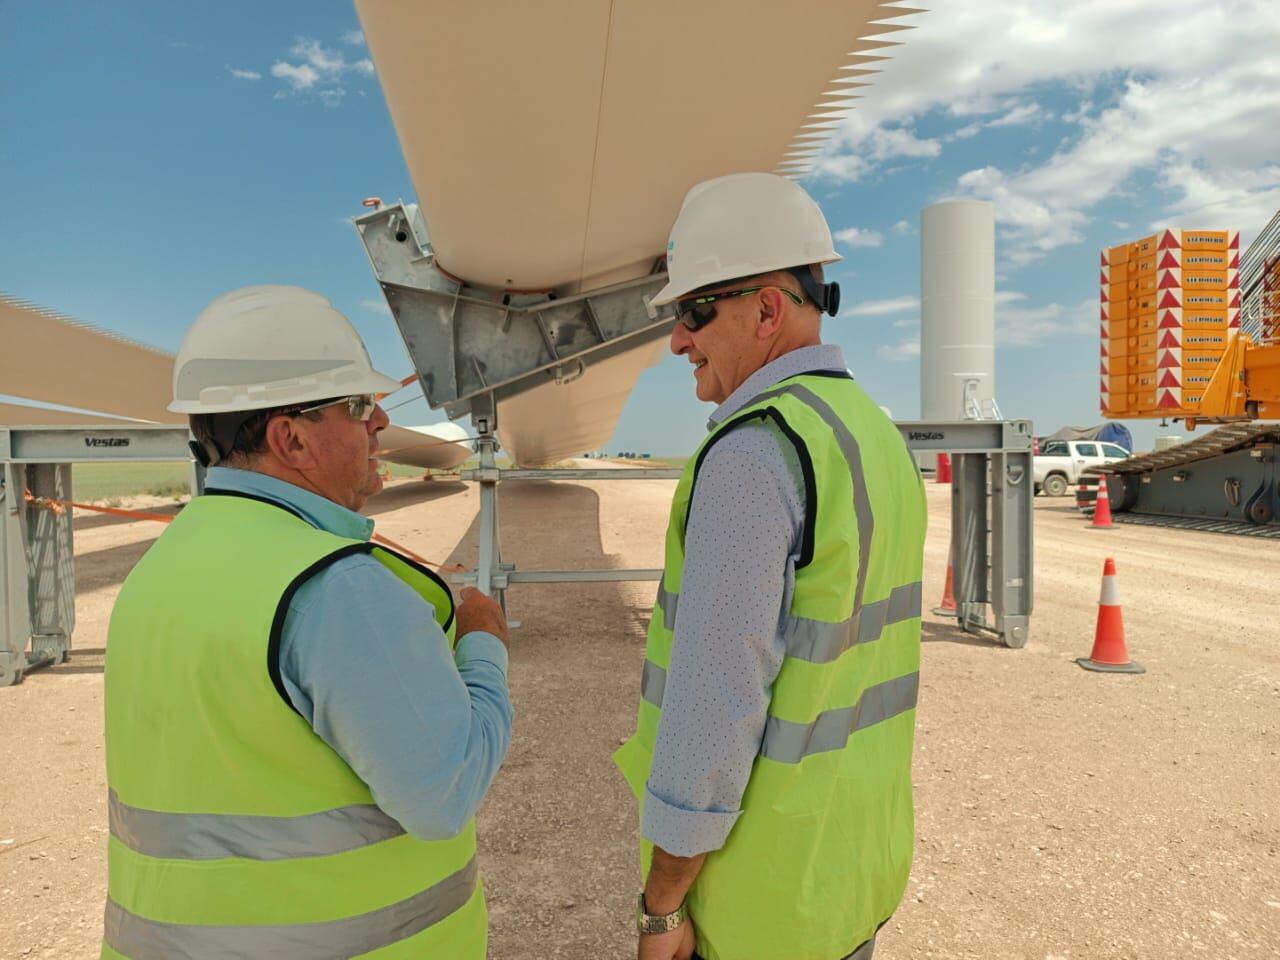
[1091,208,1280,530]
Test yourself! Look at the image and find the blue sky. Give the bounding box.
[4,1,1278,454]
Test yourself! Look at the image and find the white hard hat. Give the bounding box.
[650,172,842,308]
[169,285,402,414]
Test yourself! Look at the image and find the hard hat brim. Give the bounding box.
[649,250,843,309]
[167,368,405,415]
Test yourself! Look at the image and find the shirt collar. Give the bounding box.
[204,466,375,541]
[708,343,849,427]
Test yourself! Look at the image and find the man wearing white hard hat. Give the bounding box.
[615,174,927,960]
[102,286,510,958]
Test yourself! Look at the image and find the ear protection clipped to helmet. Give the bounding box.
[788,266,841,317]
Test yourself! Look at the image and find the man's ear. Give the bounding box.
[264,415,318,470]
[756,288,787,339]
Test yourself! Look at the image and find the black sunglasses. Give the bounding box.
[675,285,806,332]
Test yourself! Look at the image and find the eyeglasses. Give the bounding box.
[291,394,378,422]
[675,285,805,332]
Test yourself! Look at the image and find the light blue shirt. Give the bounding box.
[641,344,848,856]
[204,466,513,841]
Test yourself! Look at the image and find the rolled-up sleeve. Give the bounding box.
[280,558,513,841]
[641,426,801,856]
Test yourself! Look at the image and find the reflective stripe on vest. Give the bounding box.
[108,789,406,861]
[104,858,478,960]
[641,664,919,762]
[654,580,921,664]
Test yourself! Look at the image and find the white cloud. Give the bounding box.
[807,1,1280,255]
[317,88,347,109]
[271,61,320,91]
[361,298,391,316]
[891,219,911,235]
[987,101,1045,128]
[843,295,919,317]
[268,36,377,105]
[878,338,921,361]
[1153,161,1280,233]
[813,114,940,181]
[947,100,1046,142]
[226,66,262,81]
[996,296,1095,346]
[833,226,884,248]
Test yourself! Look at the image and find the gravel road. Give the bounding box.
[2,477,1276,958]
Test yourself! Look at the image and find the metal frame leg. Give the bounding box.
[25,462,74,668]
[0,462,31,686]
[990,450,1032,648]
[468,393,511,616]
[951,452,989,635]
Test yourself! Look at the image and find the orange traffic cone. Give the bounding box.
[1077,558,1144,674]
[936,453,952,484]
[932,541,957,616]
[1091,477,1113,528]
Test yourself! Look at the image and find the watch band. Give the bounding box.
[636,893,688,935]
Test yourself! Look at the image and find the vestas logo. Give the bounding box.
[908,431,944,441]
[666,239,674,265]
[84,437,130,448]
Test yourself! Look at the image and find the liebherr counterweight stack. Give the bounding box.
[1101,210,1280,426]
[1090,209,1280,531]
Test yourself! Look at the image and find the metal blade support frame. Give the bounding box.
[453,414,1033,650]
[354,202,675,420]
[0,426,195,687]
[898,420,1034,648]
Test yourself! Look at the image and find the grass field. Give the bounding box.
[72,463,195,502]
[68,461,457,502]
[68,455,687,502]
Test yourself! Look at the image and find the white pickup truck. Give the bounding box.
[1033,440,1131,496]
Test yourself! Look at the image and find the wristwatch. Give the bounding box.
[636,893,688,935]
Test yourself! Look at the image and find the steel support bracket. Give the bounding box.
[354,202,676,420]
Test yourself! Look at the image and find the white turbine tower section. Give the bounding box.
[921,200,995,424]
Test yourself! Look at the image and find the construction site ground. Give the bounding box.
[2,476,1278,959]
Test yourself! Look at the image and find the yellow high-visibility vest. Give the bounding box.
[616,372,927,960]
[103,492,484,959]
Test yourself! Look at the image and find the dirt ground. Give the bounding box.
[2,475,1278,959]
